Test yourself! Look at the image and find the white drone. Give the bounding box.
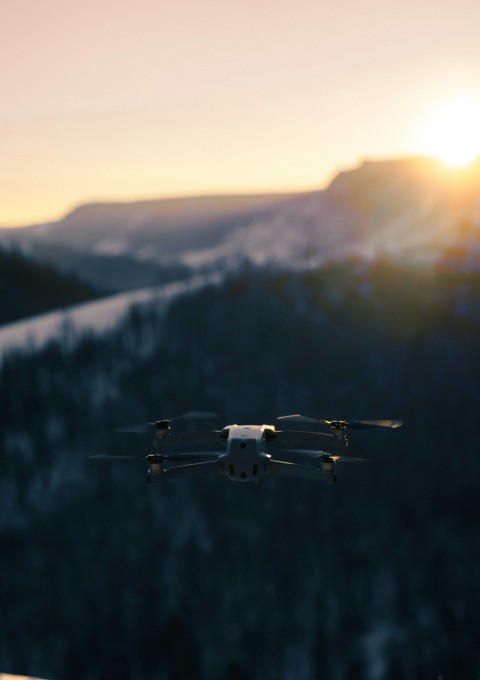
[91,412,402,484]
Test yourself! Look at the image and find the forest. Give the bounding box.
[0,258,478,680]
[0,247,101,325]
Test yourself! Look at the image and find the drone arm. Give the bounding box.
[167,430,224,445]
[270,430,332,450]
[162,459,221,478]
[277,448,368,463]
[266,460,326,480]
[270,448,328,466]
[165,451,221,462]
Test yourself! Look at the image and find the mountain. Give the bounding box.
[2,158,480,283]
[11,193,295,257]
[216,156,480,268]
[326,156,480,261]
[0,194,298,290]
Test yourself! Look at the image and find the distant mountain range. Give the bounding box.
[2,157,480,291]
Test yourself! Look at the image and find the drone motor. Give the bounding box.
[146,453,164,483]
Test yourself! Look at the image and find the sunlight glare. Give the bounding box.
[421,98,480,166]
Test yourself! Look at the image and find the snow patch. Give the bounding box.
[0,274,221,362]
[93,237,129,256]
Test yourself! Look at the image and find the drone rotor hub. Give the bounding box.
[154,420,171,431]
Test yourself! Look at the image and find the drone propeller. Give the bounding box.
[114,411,219,434]
[277,414,402,429]
[326,454,368,463]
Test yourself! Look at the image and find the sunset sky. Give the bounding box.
[2,0,480,225]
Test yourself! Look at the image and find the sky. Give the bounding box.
[1,0,480,225]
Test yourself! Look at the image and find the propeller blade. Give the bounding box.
[277,415,402,429]
[114,412,219,433]
[277,414,323,424]
[330,455,369,463]
[347,420,403,429]
[89,454,146,461]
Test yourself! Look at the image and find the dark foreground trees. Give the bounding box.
[0,260,478,679]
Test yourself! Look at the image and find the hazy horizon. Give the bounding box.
[2,0,480,225]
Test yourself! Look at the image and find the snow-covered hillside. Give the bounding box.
[0,675,49,680]
[0,193,296,263]
[2,157,480,282]
[202,157,480,269]
[0,274,220,361]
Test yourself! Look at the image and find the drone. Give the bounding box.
[91,411,402,484]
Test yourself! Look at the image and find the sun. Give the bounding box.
[421,98,480,166]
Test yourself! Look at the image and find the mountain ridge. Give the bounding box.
[1,156,479,287]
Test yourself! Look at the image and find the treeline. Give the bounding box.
[0,259,478,679]
[0,246,101,325]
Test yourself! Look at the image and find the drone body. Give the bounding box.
[91,413,402,485]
